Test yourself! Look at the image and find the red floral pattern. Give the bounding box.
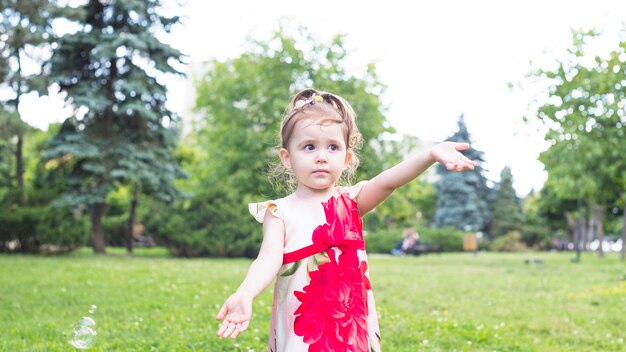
[293,194,371,352]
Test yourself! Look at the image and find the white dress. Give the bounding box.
[249,182,382,352]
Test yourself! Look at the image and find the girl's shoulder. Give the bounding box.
[248,194,294,223]
[336,180,369,200]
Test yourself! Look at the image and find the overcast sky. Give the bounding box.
[20,0,626,196]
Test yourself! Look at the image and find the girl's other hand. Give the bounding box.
[216,291,253,339]
[430,142,477,172]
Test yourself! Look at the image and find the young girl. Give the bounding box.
[216,88,476,351]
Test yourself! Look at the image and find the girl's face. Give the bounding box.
[280,117,351,195]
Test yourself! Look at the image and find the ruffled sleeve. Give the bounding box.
[340,180,369,200]
[248,200,281,223]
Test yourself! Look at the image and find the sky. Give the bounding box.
[19,0,626,196]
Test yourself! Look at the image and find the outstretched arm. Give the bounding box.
[357,142,477,215]
[216,210,284,339]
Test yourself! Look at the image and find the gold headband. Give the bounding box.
[293,95,325,109]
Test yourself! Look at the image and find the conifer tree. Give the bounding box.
[43,0,185,253]
[433,115,492,231]
[490,166,524,237]
[0,0,52,189]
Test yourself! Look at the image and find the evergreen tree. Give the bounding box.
[42,0,185,253]
[0,0,52,189]
[433,115,491,231]
[490,166,524,237]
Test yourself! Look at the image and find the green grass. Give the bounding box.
[1,249,625,351]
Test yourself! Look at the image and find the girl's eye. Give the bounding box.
[304,144,315,151]
[328,144,339,151]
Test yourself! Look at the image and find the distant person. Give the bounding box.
[392,228,420,256]
[215,88,476,351]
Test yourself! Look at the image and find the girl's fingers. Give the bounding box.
[455,143,470,150]
[216,304,227,320]
[230,323,243,339]
[239,321,249,332]
[217,320,228,336]
[221,321,236,338]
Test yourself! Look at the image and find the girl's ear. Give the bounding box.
[279,148,291,169]
[344,150,352,168]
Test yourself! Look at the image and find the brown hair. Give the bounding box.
[269,88,362,192]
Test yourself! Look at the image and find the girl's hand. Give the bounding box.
[430,142,477,172]
[216,291,253,339]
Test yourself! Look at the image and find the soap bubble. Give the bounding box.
[69,326,97,349]
[69,305,98,350]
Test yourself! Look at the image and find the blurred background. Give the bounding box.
[1,0,625,259]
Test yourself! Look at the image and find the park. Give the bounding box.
[1,1,626,351]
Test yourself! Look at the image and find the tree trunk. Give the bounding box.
[574,216,583,261]
[592,204,605,258]
[564,211,576,244]
[15,46,24,190]
[126,183,141,253]
[90,203,107,254]
[585,215,594,251]
[15,135,24,189]
[619,205,626,260]
[573,200,584,262]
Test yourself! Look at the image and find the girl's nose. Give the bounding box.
[315,151,327,163]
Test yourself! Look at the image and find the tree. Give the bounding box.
[366,134,436,229]
[433,115,492,232]
[0,0,52,190]
[163,26,394,257]
[528,29,626,259]
[0,124,88,253]
[42,0,185,253]
[490,166,524,237]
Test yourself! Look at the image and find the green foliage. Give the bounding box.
[369,135,437,228]
[520,192,555,249]
[419,226,465,252]
[102,214,128,247]
[142,188,260,258]
[364,228,404,254]
[365,226,465,253]
[0,0,52,190]
[42,0,186,252]
[529,28,626,219]
[179,25,395,256]
[433,115,492,231]
[0,188,88,253]
[490,167,525,237]
[489,231,528,252]
[0,0,52,105]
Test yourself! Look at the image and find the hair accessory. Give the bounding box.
[293,95,325,110]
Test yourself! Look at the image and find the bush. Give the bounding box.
[102,214,129,247]
[364,226,466,253]
[364,227,404,254]
[143,187,261,258]
[0,190,89,253]
[419,226,465,252]
[490,231,528,252]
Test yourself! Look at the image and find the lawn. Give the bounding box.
[1,249,624,351]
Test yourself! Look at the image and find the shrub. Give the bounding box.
[364,226,466,253]
[419,226,465,252]
[0,191,89,253]
[364,228,404,254]
[143,187,261,258]
[102,214,129,247]
[490,231,528,252]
